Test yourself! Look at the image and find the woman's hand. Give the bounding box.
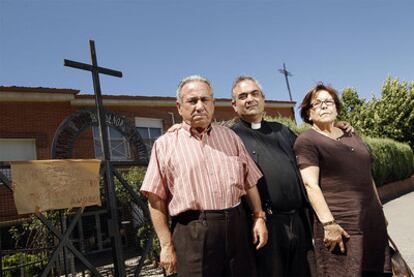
[323,223,350,253]
[335,121,354,133]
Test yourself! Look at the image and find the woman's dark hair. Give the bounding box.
[299,83,342,124]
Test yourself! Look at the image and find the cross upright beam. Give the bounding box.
[64,40,126,277]
[278,63,293,101]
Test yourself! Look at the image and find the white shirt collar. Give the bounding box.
[251,122,261,129]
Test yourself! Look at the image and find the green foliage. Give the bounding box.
[341,87,365,111]
[1,253,43,277]
[264,114,311,135]
[339,87,368,128]
[113,166,147,203]
[339,77,414,149]
[137,222,161,261]
[8,212,60,250]
[363,136,414,186]
[113,167,161,262]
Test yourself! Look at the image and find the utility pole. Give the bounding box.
[278,63,293,101]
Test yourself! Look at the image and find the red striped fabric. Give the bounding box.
[140,122,262,216]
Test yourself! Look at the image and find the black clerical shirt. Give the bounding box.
[232,120,305,212]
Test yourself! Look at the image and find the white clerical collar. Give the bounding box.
[251,122,261,129]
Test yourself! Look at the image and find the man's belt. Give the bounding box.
[173,204,242,225]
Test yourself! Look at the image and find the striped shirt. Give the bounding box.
[140,122,262,216]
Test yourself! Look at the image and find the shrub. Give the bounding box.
[363,137,414,186]
[1,253,43,277]
[264,115,310,135]
[113,167,161,262]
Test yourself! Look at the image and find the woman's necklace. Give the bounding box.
[312,125,342,140]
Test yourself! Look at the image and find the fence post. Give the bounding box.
[19,254,24,277]
[0,230,2,277]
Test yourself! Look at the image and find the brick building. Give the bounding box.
[0,85,295,253]
[0,86,295,161]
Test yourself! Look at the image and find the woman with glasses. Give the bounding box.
[293,83,391,276]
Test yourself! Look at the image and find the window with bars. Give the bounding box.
[92,127,131,160]
[135,117,163,152]
[136,127,162,151]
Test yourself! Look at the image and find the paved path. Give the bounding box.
[383,191,414,271]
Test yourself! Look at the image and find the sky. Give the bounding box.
[1,0,413,114]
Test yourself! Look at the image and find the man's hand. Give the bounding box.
[147,193,176,275]
[252,218,268,250]
[335,121,354,133]
[159,243,177,275]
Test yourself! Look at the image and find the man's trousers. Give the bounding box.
[172,204,256,277]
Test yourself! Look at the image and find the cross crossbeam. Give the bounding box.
[64,60,122,78]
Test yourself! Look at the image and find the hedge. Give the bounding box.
[363,137,414,186]
[1,253,43,277]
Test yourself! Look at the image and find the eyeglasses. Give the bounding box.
[311,99,335,109]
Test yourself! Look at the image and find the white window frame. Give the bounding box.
[92,127,131,161]
[0,138,37,161]
[0,138,37,184]
[135,117,163,151]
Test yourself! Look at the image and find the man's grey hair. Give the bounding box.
[231,75,265,101]
[176,75,214,102]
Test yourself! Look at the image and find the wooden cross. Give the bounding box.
[64,40,122,161]
[64,40,122,78]
[64,40,126,277]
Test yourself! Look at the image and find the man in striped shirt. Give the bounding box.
[140,75,268,276]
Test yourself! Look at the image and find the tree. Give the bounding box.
[339,77,414,148]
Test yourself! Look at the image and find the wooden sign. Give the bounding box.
[11,159,101,214]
